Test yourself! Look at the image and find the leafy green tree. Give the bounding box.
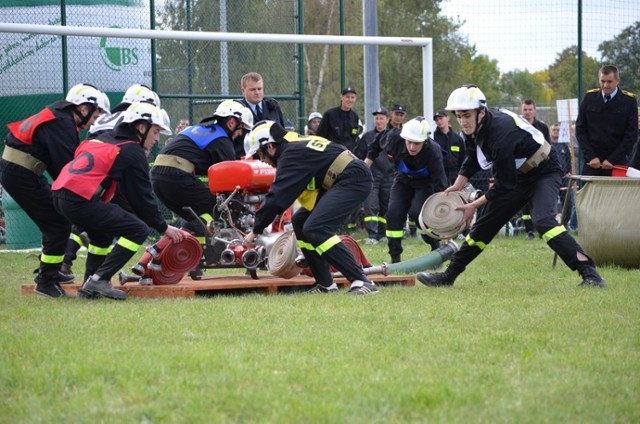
[499,69,545,107]
[547,46,600,101]
[599,21,640,95]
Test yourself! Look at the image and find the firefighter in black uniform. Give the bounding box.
[417,85,606,288]
[52,102,184,300]
[150,99,252,239]
[575,65,638,176]
[433,110,465,185]
[365,117,448,264]
[0,83,109,298]
[353,107,394,244]
[316,86,360,152]
[61,84,166,279]
[243,120,378,295]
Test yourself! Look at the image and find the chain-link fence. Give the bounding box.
[1,0,638,247]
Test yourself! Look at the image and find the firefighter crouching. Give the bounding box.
[243,120,379,295]
[52,102,185,300]
[416,85,606,288]
[0,83,110,298]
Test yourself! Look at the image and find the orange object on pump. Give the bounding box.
[208,159,276,194]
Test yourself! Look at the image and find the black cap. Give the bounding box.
[391,104,406,113]
[372,107,388,116]
[433,110,447,119]
[341,86,357,95]
[269,121,288,141]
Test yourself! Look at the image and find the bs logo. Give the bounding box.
[99,28,139,71]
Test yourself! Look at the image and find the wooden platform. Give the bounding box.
[21,274,415,298]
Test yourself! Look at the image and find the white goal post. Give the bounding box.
[0,22,434,120]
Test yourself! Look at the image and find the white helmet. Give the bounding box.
[400,116,432,142]
[308,112,322,123]
[122,102,172,135]
[445,85,487,111]
[122,84,161,107]
[240,104,254,130]
[213,99,246,122]
[244,120,276,157]
[66,83,110,113]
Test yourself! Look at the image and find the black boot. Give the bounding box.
[421,234,441,251]
[577,262,606,288]
[416,266,462,287]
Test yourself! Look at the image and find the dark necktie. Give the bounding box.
[604,94,611,103]
[256,103,263,120]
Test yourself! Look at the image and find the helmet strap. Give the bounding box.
[74,104,96,128]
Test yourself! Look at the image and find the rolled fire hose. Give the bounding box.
[131,233,203,285]
[161,235,203,274]
[419,185,481,240]
[267,230,303,279]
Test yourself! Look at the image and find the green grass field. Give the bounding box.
[1,234,638,423]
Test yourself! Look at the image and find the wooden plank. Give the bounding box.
[21,273,415,298]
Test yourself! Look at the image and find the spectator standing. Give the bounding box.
[305,112,322,136]
[354,107,394,245]
[239,72,285,127]
[389,104,407,129]
[575,65,638,176]
[519,99,551,240]
[432,110,465,185]
[52,103,184,300]
[417,85,606,288]
[0,84,109,298]
[243,121,378,295]
[365,117,447,263]
[316,86,360,153]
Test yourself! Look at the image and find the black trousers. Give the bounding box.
[0,160,70,280]
[53,190,150,282]
[291,162,372,286]
[451,162,589,273]
[151,166,216,236]
[386,178,439,259]
[363,173,392,240]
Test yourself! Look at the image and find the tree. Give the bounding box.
[547,46,600,100]
[499,70,545,107]
[599,21,640,94]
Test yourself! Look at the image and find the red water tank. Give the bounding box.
[208,159,276,194]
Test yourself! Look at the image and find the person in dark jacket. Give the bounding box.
[52,102,185,300]
[353,107,394,244]
[151,100,252,238]
[365,116,447,263]
[243,120,378,295]
[0,83,109,298]
[417,85,606,288]
[575,65,638,176]
[238,72,284,127]
[433,110,465,185]
[316,86,360,152]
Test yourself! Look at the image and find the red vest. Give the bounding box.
[53,139,134,201]
[7,108,57,145]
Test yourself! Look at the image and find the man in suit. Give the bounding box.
[239,72,284,127]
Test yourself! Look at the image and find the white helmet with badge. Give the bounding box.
[400,116,432,142]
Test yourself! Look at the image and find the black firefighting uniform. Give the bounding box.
[62,101,134,268]
[52,124,168,282]
[520,119,550,234]
[433,126,466,185]
[367,128,448,261]
[575,88,638,176]
[150,123,237,237]
[447,108,592,275]
[354,128,394,240]
[251,134,373,287]
[316,106,360,152]
[0,101,79,283]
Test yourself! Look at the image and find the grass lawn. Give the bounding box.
[1,233,638,423]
